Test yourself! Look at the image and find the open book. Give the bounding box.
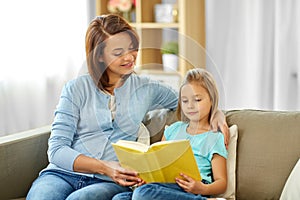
[112,139,201,183]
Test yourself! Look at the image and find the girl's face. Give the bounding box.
[180,82,212,123]
[100,32,138,79]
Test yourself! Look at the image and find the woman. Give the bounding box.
[27,14,228,200]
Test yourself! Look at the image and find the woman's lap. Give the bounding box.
[26,170,131,200]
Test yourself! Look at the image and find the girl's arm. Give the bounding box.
[205,154,227,195]
[176,154,227,195]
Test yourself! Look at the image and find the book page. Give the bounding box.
[113,140,149,152]
[149,139,186,150]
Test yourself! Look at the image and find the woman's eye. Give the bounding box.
[129,47,138,52]
[113,52,123,56]
[195,99,201,102]
[182,100,188,104]
[112,49,124,57]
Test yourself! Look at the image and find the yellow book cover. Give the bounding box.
[112,139,201,183]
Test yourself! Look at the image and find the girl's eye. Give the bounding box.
[182,99,188,104]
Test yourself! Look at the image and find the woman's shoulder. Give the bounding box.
[62,74,97,97]
[64,74,94,89]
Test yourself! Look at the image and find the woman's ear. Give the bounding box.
[98,56,104,63]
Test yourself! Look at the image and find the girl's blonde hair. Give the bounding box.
[177,68,219,124]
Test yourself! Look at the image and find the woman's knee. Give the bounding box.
[26,174,72,200]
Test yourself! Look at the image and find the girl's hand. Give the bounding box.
[103,161,144,187]
[175,173,207,195]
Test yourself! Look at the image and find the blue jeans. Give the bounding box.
[26,170,132,200]
[113,181,210,200]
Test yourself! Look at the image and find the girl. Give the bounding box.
[130,68,228,200]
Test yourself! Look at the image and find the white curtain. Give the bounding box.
[206,0,300,111]
[0,0,89,136]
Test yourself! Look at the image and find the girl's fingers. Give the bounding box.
[180,173,193,182]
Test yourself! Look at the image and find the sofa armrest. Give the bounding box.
[0,125,51,199]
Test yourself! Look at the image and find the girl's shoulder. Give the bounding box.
[206,130,225,140]
[165,121,187,138]
[167,121,186,129]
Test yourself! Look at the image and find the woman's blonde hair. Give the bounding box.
[177,68,219,124]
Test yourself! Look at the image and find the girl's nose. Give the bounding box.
[187,101,195,108]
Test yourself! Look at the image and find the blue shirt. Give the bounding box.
[44,74,178,180]
[164,121,227,183]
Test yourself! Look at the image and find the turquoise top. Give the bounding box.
[164,121,227,183]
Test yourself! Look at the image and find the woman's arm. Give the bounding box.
[149,80,178,111]
[73,154,143,187]
[210,109,229,148]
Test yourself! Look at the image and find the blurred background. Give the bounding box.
[0,0,299,136]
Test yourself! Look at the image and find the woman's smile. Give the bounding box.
[121,61,134,68]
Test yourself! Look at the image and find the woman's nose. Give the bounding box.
[123,53,134,61]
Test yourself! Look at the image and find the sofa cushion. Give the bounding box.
[216,124,238,200]
[226,110,300,200]
[143,109,177,144]
[280,158,300,200]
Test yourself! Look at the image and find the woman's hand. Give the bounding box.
[175,173,207,195]
[73,155,144,187]
[103,161,145,187]
[210,109,229,148]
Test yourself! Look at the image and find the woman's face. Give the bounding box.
[180,82,212,123]
[100,32,138,79]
